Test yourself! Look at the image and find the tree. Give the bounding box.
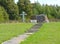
[34,2,42,14]
[44,5,51,18]
[0,0,19,20]
[24,0,33,17]
[0,5,9,22]
[56,6,60,19]
[18,0,33,21]
[17,0,25,14]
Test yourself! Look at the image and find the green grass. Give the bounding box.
[0,23,34,44]
[21,22,60,44]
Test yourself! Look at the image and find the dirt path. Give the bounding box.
[2,23,42,44]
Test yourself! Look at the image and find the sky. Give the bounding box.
[15,0,60,5]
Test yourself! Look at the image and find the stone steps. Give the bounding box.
[26,23,42,33]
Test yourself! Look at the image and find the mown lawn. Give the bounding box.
[21,22,60,44]
[0,23,34,44]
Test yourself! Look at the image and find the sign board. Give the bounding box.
[30,20,37,23]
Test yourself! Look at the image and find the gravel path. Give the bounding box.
[2,23,42,44]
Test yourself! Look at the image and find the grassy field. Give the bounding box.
[21,22,60,44]
[0,23,34,44]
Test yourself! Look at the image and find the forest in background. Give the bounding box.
[0,0,60,23]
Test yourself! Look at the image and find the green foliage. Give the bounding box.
[17,0,33,20]
[32,2,60,19]
[35,2,42,14]
[33,8,39,15]
[0,0,19,20]
[17,0,25,13]
[24,0,33,17]
[0,5,9,23]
